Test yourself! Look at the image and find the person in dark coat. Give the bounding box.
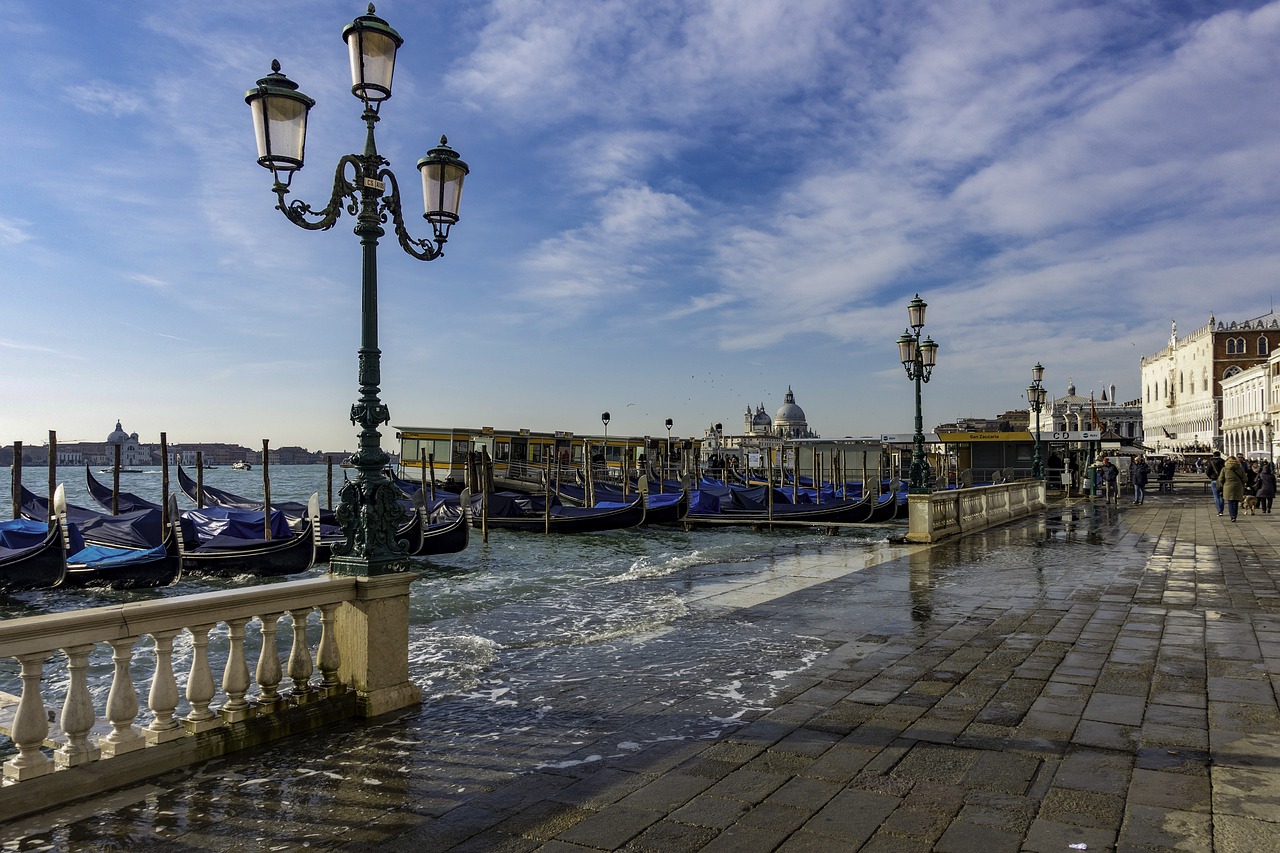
[1257,462,1276,514]
[1205,451,1226,515]
[1218,454,1247,522]
[1131,456,1150,505]
[1099,456,1119,504]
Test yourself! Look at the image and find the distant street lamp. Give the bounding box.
[896,294,940,494]
[665,418,674,482]
[1028,363,1047,480]
[246,5,469,576]
[600,412,610,477]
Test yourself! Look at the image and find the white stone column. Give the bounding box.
[336,573,422,717]
[4,653,53,781]
[100,637,145,757]
[146,630,186,744]
[56,644,101,768]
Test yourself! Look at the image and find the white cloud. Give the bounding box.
[64,81,145,117]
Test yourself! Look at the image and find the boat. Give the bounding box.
[0,486,71,591]
[682,480,878,527]
[552,482,688,526]
[232,461,252,471]
[471,492,646,533]
[85,465,160,513]
[18,486,182,589]
[98,468,144,474]
[175,465,437,562]
[179,494,320,578]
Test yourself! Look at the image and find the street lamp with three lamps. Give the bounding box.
[1027,363,1047,481]
[245,4,469,577]
[896,294,940,494]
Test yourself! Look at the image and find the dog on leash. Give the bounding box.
[1243,494,1259,515]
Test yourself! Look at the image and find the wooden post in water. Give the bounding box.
[47,431,57,524]
[112,443,121,516]
[814,450,821,505]
[544,460,552,535]
[419,449,428,501]
[767,446,775,525]
[262,439,272,541]
[326,456,333,510]
[196,451,205,507]
[862,451,869,499]
[10,441,21,520]
[482,447,492,544]
[428,453,436,504]
[160,433,170,530]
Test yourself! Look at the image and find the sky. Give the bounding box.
[2,0,1279,453]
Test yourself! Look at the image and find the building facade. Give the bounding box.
[1140,313,1280,455]
[1220,363,1271,459]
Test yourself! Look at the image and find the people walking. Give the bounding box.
[1205,451,1226,515]
[1218,454,1247,522]
[1131,456,1150,505]
[1257,462,1276,514]
[1099,456,1119,504]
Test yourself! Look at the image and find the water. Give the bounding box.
[1,464,902,760]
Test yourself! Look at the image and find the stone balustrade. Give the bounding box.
[0,572,419,823]
[906,479,1047,543]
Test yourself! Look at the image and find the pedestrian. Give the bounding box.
[1218,454,1247,522]
[1131,455,1150,505]
[1205,451,1226,515]
[1257,462,1276,514]
[1099,456,1119,504]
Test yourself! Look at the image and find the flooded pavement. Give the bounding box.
[4,490,1280,851]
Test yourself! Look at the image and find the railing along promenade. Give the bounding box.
[906,479,1048,543]
[0,573,418,822]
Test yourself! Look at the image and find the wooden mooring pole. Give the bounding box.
[262,439,272,540]
[9,441,21,520]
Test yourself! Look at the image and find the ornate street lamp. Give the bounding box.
[897,294,940,494]
[1028,363,1047,480]
[246,5,469,577]
[665,418,674,483]
[600,412,610,479]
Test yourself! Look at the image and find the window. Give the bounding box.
[1260,336,1269,355]
[1179,372,1184,392]
[1225,366,1242,380]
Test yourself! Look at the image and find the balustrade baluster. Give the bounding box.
[221,618,253,722]
[56,644,100,768]
[101,637,145,756]
[287,607,315,704]
[3,653,53,781]
[317,603,343,696]
[183,623,223,732]
[146,630,185,744]
[255,612,284,713]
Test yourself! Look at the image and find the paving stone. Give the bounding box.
[1119,802,1212,851]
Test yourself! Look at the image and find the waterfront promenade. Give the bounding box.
[4,484,1280,851]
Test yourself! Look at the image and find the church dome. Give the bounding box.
[774,386,806,425]
[107,420,130,446]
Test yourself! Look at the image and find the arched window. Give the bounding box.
[1225,366,1242,380]
[1259,336,1269,355]
[1179,372,1184,392]
[1238,337,1247,353]
[1226,338,1237,354]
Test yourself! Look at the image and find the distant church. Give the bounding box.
[743,386,819,439]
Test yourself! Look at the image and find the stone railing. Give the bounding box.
[906,479,1047,543]
[0,573,419,823]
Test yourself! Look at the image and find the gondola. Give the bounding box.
[416,493,470,556]
[85,465,158,513]
[472,492,646,533]
[550,482,688,527]
[0,486,71,591]
[682,480,877,526]
[176,465,424,563]
[19,487,182,589]
[179,494,320,578]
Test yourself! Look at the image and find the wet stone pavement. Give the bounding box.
[5,486,1280,851]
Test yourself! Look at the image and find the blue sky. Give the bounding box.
[2,0,1278,453]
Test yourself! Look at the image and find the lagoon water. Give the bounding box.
[1,464,904,767]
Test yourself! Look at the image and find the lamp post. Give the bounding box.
[896,294,940,494]
[1027,363,1047,480]
[246,5,469,577]
[665,418,673,483]
[601,412,610,479]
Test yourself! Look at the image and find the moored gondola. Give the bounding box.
[473,492,646,533]
[179,494,320,578]
[0,486,71,591]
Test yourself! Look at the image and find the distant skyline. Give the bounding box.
[3,1,1278,451]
